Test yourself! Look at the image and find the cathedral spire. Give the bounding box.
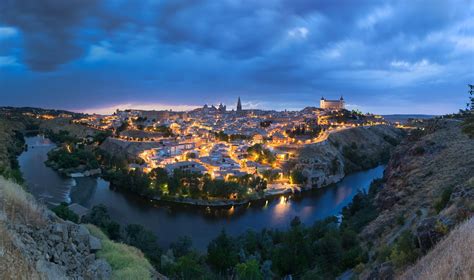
[237,96,242,112]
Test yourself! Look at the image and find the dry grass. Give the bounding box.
[0,176,46,227]
[0,223,40,279]
[0,176,45,278]
[400,217,474,280]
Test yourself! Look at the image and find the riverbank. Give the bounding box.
[136,186,295,208]
[43,125,402,208]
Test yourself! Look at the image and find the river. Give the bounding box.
[19,135,385,250]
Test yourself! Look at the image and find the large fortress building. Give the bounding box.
[320,96,345,111]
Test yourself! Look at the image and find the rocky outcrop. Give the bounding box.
[100,137,162,159]
[0,175,112,279]
[7,213,111,279]
[291,125,404,188]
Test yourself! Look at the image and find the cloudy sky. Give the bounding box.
[0,0,473,114]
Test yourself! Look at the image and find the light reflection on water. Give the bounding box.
[270,196,291,225]
[19,135,385,250]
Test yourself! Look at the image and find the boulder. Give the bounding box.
[416,217,445,253]
[89,259,112,280]
[36,260,67,280]
[89,235,102,252]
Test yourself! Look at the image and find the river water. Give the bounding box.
[19,136,384,250]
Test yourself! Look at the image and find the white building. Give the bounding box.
[320,96,345,111]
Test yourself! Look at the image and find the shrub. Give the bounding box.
[168,252,208,280]
[236,259,263,280]
[376,245,392,262]
[390,231,419,268]
[52,202,79,223]
[81,204,121,240]
[434,186,453,213]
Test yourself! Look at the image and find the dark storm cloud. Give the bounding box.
[154,0,290,58]
[0,0,102,70]
[0,0,473,114]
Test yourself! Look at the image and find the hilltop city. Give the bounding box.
[50,97,387,194]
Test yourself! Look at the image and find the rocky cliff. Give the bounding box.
[359,119,474,279]
[100,137,160,159]
[290,125,404,188]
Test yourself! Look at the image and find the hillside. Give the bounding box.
[0,176,158,279]
[401,217,473,280]
[291,125,404,188]
[359,119,474,279]
[0,120,25,182]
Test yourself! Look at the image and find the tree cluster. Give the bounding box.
[286,124,322,139]
[105,168,265,201]
[246,144,276,165]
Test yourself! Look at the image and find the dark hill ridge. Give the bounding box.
[382,114,436,124]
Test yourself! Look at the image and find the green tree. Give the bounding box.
[207,230,239,273]
[236,259,263,280]
[290,169,306,184]
[171,236,193,258]
[81,204,121,240]
[124,224,162,267]
[170,252,207,280]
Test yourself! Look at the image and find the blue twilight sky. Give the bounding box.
[0,0,473,115]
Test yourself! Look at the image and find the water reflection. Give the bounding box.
[271,196,291,224]
[335,183,355,205]
[19,136,385,250]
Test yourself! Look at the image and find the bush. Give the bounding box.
[124,224,162,267]
[81,204,121,240]
[236,259,263,280]
[86,224,154,280]
[52,202,79,223]
[168,252,208,280]
[390,231,419,268]
[376,245,392,262]
[434,186,453,213]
